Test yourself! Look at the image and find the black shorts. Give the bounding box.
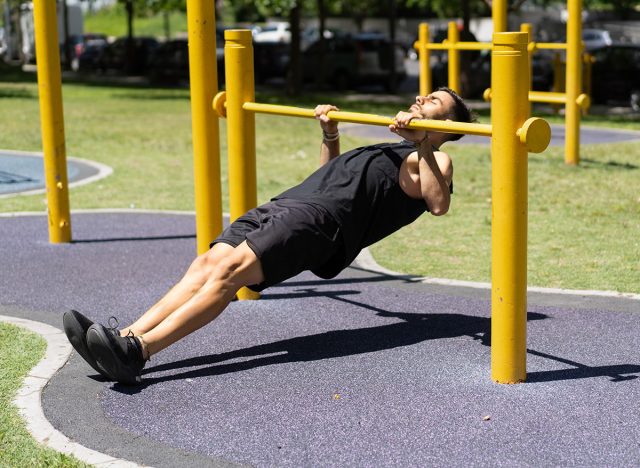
[210,199,344,291]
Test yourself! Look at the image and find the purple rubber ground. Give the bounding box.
[1,212,639,467]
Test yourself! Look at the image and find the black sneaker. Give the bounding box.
[62,310,119,379]
[86,323,147,385]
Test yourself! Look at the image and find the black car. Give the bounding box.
[302,33,406,91]
[75,40,109,73]
[147,29,227,85]
[66,33,108,71]
[95,37,159,75]
[589,44,640,110]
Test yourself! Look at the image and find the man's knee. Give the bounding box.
[208,242,263,287]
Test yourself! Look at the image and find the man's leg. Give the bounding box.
[120,242,235,337]
[85,241,264,384]
[134,240,264,357]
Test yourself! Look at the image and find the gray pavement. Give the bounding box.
[342,122,640,146]
[1,212,639,467]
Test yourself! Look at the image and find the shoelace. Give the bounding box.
[107,316,120,334]
[125,329,149,363]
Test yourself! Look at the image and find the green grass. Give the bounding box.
[0,323,87,467]
[84,5,187,38]
[0,78,638,293]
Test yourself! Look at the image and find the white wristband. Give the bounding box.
[323,130,340,142]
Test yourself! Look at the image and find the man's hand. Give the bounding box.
[314,104,339,134]
[389,110,427,144]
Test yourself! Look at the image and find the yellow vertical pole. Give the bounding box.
[447,21,460,94]
[493,0,508,33]
[520,23,533,117]
[418,23,431,97]
[33,0,71,243]
[186,0,222,254]
[565,0,582,165]
[224,29,260,300]
[490,32,529,384]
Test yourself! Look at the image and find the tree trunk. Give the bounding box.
[125,0,134,74]
[460,0,472,97]
[61,0,71,70]
[163,10,170,40]
[388,0,397,92]
[287,4,302,96]
[315,0,326,89]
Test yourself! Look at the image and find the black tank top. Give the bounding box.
[274,141,442,276]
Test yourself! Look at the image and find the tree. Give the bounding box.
[251,0,310,95]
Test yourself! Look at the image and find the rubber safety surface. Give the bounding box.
[1,212,639,467]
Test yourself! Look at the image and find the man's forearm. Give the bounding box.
[416,140,450,215]
[319,136,340,166]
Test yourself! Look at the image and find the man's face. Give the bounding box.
[410,91,456,121]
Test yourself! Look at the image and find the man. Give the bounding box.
[63,87,475,385]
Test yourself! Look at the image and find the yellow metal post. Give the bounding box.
[493,0,508,33]
[565,0,582,165]
[520,23,533,117]
[418,23,431,97]
[491,32,529,384]
[33,0,71,243]
[447,22,460,94]
[224,30,260,300]
[186,0,223,254]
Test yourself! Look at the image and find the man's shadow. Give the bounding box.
[114,288,640,393]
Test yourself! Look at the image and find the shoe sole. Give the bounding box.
[62,311,112,379]
[86,325,142,386]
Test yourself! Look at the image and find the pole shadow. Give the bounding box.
[110,289,639,394]
[72,234,196,244]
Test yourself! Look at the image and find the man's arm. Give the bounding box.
[415,141,452,216]
[389,111,452,216]
[314,104,340,166]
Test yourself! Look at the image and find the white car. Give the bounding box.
[582,29,612,51]
[254,22,290,43]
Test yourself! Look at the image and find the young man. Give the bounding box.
[63,87,474,385]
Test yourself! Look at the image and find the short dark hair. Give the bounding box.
[435,86,476,142]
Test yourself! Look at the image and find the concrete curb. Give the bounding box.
[0,149,113,199]
[1,315,145,468]
[354,248,640,301]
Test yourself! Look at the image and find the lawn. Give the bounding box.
[0,74,638,293]
[0,322,87,467]
[84,5,188,39]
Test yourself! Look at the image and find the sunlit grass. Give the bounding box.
[0,79,638,293]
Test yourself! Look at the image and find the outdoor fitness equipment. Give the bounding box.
[213,29,551,384]
[415,0,589,165]
[31,0,223,251]
[32,0,71,243]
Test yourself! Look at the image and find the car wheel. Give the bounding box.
[631,90,640,112]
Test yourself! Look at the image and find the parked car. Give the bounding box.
[66,33,107,71]
[301,32,406,91]
[75,39,109,73]
[589,44,640,110]
[146,29,227,85]
[254,22,290,43]
[582,29,612,51]
[254,41,289,83]
[95,37,159,75]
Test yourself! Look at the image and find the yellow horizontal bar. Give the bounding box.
[242,102,493,137]
[413,41,491,51]
[528,91,567,104]
[534,42,567,50]
[456,41,492,50]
